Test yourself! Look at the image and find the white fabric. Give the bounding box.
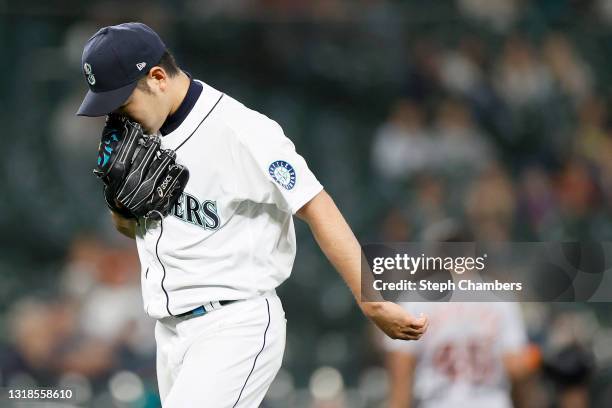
[384,302,527,408]
[155,290,286,407]
[135,80,323,319]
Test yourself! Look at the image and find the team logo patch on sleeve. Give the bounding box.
[268,160,296,190]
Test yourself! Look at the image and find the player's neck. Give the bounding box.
[168,71,191,117]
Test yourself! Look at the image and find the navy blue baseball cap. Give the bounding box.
[77,22,166,117]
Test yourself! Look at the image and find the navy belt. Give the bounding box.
[175,300,238,320]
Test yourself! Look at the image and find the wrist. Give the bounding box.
[360,301,384,316]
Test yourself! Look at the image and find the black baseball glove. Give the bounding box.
[93,114,189,220]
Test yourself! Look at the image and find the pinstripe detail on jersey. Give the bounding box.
[176,93,224,152]
[232,298,271,407]
[155,217,174,316]
[152,93,224,317]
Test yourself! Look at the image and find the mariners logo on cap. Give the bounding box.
[269,160,296,190]
[84,62,96,85]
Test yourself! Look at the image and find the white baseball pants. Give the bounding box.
[155,290,286,407]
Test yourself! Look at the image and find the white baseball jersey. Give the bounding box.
[135,80,323,319]
[384,303,527,408]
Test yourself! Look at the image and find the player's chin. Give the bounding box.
[145,121,164,135]
[140,124,157,134]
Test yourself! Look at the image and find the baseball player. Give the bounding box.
[76,22,428,407]
[383,302,539,408]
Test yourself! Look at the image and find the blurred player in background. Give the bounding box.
[384,302,540,408]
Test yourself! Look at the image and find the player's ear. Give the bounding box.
[149,66,168,91]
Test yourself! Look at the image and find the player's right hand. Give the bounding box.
[110,210,137,239]
[362,301,429,341]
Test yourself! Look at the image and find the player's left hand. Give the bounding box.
[362,301,429,340]
[93,114,189,219]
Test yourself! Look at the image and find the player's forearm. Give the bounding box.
[297,190,364,305]
[389,391,411,408]
[386,352,415,408]
[110,211,136,239]
[387,374,412,408]
[298,191,428,340]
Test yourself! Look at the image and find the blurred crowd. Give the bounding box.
[0,237,160,406]
[3,0,612,407]
[366,3,612,406]
[371,29,612,243]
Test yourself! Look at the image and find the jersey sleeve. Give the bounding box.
[231,114,323,214]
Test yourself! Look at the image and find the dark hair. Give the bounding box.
[157,50,180,77]
[136,49,180,92]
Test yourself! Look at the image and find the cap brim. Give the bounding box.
[76,81,138,117]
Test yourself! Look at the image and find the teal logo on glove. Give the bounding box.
[97,133,119,167]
